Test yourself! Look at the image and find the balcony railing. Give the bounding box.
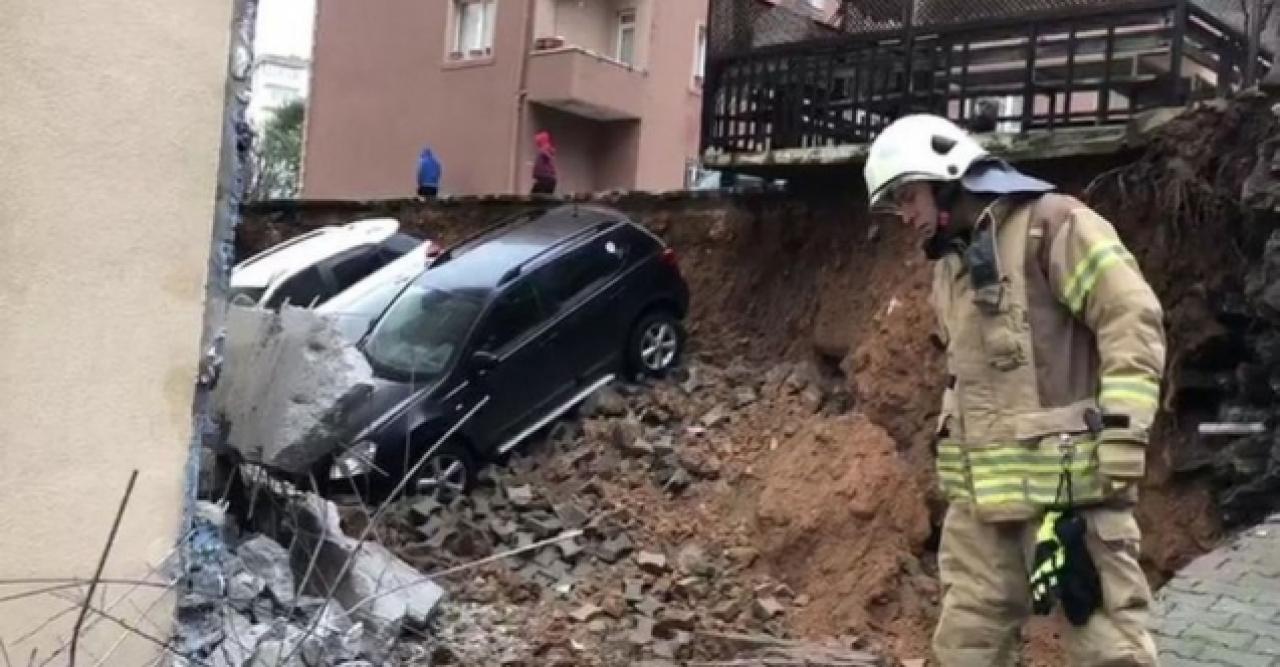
[701,0,1268,155]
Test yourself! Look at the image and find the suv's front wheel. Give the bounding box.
[405,439,475,503]
[628,310,685,376]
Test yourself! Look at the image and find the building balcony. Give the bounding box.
[701,0,1269,165]
[526,44,645,121]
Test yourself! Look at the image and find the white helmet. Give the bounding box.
[864,114,989,209]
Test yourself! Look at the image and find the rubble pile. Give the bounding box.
[347,358,887,665]
[178,495,445,667]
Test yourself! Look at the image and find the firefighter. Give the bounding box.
[864,114,1165,666]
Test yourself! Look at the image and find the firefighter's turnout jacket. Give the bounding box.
[931,193,1166,522]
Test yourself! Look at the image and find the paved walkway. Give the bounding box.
[1150,512,1280,666]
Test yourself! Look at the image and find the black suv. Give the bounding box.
[321,204,689,500]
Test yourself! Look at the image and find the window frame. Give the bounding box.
[449,0,497,62]
[693,22,707,88]
[616,8,637,66]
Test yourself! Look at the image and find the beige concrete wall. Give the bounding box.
[0,0,230,662]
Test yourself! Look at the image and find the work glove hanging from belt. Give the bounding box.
[1030,510,1103,626]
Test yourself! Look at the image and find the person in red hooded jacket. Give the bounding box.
[531,131,557,195]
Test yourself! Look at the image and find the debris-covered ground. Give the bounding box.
[223,97,1280,665]
[350,360,899,665]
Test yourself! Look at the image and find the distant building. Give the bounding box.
[248,53,310,127]
[303,0,713,197]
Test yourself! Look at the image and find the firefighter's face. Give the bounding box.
[892,181,939,238]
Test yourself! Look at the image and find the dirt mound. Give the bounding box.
[748,415,934,658]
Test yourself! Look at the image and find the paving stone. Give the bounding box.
[1158,656,1218,667]
[1183,623,1256,650]
[1195,580,1267,604]
[1154,614,1195,637]
[1165,607,1238,630]
[1167,591,1222,611]
[1158,636,1207,659]
[1228,614,1280,638]
[1198,645,1275,667]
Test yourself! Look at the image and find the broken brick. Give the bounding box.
[699,405,729,428]
[570,603,606,623]
[754,596,785,620]
[628,616,655,645]
[654,609,697,636]
[601,593,627,619]
[552,502,589,529]
[410,497,443,521]
[556,538,584,561]
[596,533,634,563]
[534,546,561,568]
[636,550,670,575]
[651,641,678,659]
[711,599,741,622]
[624,578,645,603]
[488,518,517,542]
[507,484,535,508]
[521,510,564,538]
[635,596,662,617]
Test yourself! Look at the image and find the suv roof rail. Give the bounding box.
[432,208,547,268]
[497,219,617,287]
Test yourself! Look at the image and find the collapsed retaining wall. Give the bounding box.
[238,96,1280,661]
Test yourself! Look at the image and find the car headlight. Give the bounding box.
[329,440,379,480]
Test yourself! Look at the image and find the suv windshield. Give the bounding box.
[362,283,483,381]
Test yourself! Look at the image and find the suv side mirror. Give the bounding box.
[471,350,500,372]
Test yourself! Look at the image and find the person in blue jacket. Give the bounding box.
[417,147,441,197]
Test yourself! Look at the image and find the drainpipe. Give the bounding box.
[510,0,536,193]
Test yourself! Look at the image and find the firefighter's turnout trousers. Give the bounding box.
[928,194,1166,666]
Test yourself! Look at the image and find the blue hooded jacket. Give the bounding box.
[417,148,441,188]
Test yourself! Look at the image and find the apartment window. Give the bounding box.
[616,9,636,66]
[452,0,496,60]
[693,23,707,87]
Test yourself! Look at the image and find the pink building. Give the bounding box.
[303,0,721,197]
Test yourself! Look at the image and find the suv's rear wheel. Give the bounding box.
[628,310,685,376]
[406,440,475,503]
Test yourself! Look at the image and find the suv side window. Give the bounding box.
[265,266,332,309]
[479,281,547,352]
[542,235,626,307]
